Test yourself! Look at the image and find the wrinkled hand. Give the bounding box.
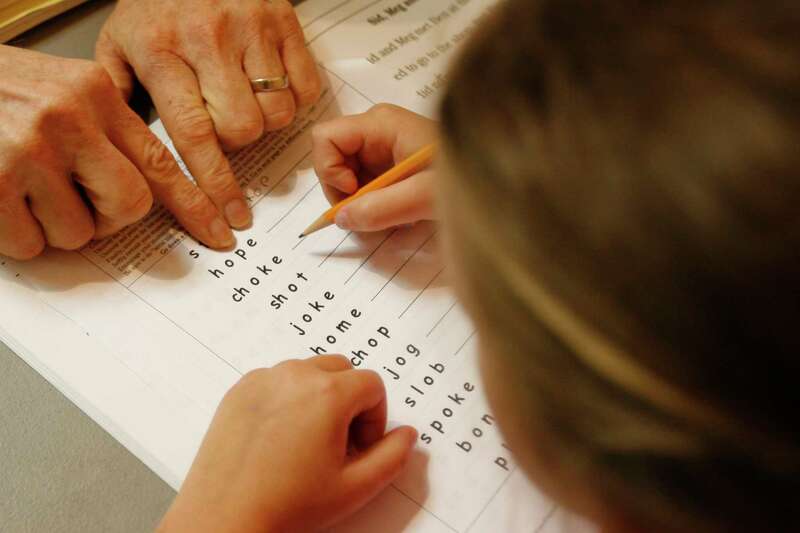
[0,45,236,260]
[96,0,321,231]
[312,104,439,232]
[157,355,417,533]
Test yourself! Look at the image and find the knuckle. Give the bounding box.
[186,15,229,49]
[264,108,295,131]
[280,20,305,49]
[295,79,322,107]
[358,368,383,387]
[142,137,180,183]
[74,61,114,94]
[140,27,173,52]
[240,5,266,34]
[34,96,84,130]
[170,105,216,145]
[137,50,179,80]
[314,372,341,399]
[275,359,309,381]
[277,358,304,372]
[370,103,401,120]
[261,92,296,131]
[271,0,299,24]
[52,222,95,251]
[238,368,271,389]
[218,117,264,149]
[200,158,239,196]
[174,186,215,223]
[330,354,352,367]
[119,184,154,221]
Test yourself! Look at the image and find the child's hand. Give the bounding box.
[311,104,438,232]
[156,356,417,533]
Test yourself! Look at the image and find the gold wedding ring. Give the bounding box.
[250,75,290,93]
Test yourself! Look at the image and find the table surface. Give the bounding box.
[3,3,174,532]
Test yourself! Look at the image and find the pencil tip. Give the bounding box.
[298,234,305,239]
[300,216,335,238]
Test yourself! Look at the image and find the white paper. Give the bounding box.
[0,1,579,531]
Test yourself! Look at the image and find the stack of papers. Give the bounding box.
[0,0,88,42]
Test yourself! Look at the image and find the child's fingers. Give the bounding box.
[322,182,347,207]
[350,389,388,451]
[340,426,417,502]
[319,158,361,196]
[334,170,435,232]
[336,370,389,447]
[312,117,367,194]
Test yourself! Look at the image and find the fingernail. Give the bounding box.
[334,207,352,230]
[224,199,252,229]
[209,217,235,248]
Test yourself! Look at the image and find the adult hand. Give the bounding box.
[311,104,439,232]
[96,0,322,230]
[0,46,235,260]
[157,355,417,533]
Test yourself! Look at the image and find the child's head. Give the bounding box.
[438,1,800,531]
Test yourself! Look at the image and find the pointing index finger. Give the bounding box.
[104,96,235,249]
[137,54,252,231]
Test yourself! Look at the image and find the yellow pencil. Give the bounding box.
[300,143,437,238]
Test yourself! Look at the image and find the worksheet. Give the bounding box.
[0,1,568,531]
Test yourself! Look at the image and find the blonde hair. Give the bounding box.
[439,1,800,531]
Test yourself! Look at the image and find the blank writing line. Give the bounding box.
[398,267,444,319]
[426,300,457,337]
[267,182,319,233]
[465,468,517,533]
[454,331,476,356]
[318,231,352,267]
[535,505,559,533]
[320,64,377,105]
[389,485,459,533]
[257,149,311,207]
[371,231,437,302]
[343,229,397,285]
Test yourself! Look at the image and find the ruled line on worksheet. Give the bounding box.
[465,468,518,533]
[318,232,353,267]
[454,331,476,356]
[267,182,320,233]
[389,484,459,533]
[78,253,243,378]
[399,267,444,319]
[300,0,352,30]
[343,229,397,285]
[426,300,458,337]
[371,231,437,302]
[307,0,384,45]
